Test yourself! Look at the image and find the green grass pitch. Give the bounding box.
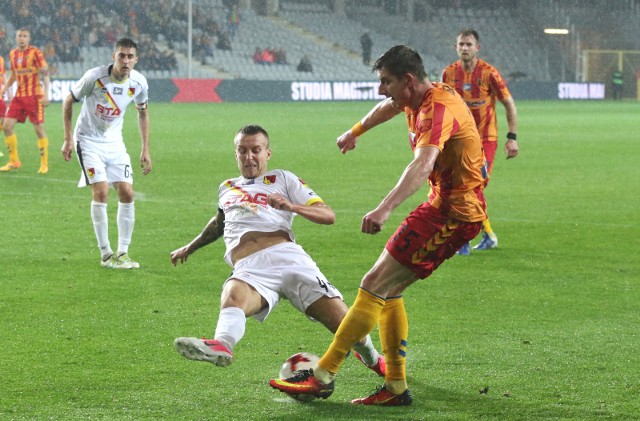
[1,100,639,420]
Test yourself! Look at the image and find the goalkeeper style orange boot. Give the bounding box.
[270,369,335,399]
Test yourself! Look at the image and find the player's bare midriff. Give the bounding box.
[231,230,291,264]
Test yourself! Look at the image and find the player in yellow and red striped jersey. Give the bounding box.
[270,45,487,406]
[0,28,51,173]
[442,28,519,253]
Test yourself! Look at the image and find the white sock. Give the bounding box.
[353,335,380,366]
[214,307,246,351]
[91,201,112,259]
[117,201,135,255]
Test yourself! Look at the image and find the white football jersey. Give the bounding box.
[218,169,323,266]
[71,64,148,144]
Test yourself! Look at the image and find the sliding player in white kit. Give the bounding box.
[61,38,151,269]
[170,125,386,375]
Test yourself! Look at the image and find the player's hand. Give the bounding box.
[42,96,50,107]
[268,193,293,212]
[361,207,390,235]
[61,140,73,161]
[140,151,152,175]
[336,130,358,154]
[170,246,190,266]
[505,139,518,159]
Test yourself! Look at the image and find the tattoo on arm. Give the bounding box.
[190,211,225,252]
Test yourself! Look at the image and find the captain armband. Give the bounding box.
[506,132,517,141]
[351,121,366,137]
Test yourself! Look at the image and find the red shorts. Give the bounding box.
[386,202,482,279]
[5,96,44,124]
[483,140,497,173]
[482,140,497,187]
[0,99,6,119]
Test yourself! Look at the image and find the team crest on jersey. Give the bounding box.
[128,88,136,97]
[421,118,432,131]
[87,168,95,178]
[476,78,483,86]
[264,175,276,184]
[114,87,123,95]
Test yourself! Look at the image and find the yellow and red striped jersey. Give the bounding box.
[441,59,511,142]
[9,45,47,97]
[405,83,486,222]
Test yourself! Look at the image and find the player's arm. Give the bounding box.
[61,93,78,161]
[361,145,439,234]
[336,97,402,154]
[40,66,50,106]
[268,193,335,225]
[170,209,226,266]
[501,96,519,159]
[136,103,152,174]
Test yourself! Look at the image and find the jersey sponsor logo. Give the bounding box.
[95,103,121,117]
[225,192,268,207]
[264,175,276,184]
[463,83,472,91]
[113,87,123,95]
[465,99,486,107]
[16,68,35,75]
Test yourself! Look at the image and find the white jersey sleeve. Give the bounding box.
[218,169,323,266]
[71,65,149,144]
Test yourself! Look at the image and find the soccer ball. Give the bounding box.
[279,352,319,402]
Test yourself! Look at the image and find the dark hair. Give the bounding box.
[114,38,138,53]
[372,45,427,81]
[236,125,270,147]
[457,28,480,42]
[237,124,269,138]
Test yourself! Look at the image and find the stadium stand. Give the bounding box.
[1,0,638,82]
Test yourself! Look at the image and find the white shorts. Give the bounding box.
[226,242,343,322]
[76,140,133,187]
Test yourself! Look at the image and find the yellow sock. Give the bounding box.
[482,218,493,235]
[38,137,49,167]
[5,134,19,162]
[318,288,385,376]
[379,296,409,394]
